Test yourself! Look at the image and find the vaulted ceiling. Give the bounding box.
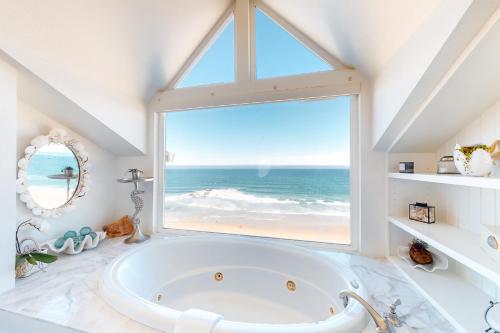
[264,0,442,77]
[0,0,442,106]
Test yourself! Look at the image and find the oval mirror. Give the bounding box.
[27,144,80,209]
[17,129,89,217]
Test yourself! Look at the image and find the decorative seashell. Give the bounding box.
[24,145,35,156]
[49,128,67,139]
[19,193,30,203]
[41,232,106,255]
[16,184,26,194]
[41,210,52,218]
[453,144,493,176]
[30,135,49,148]
[27,201,37,210]
[469,149,492,175]
[17,158,28,170]
[32,207,42,216]
[17,169,27,179]
[73,142,84,151]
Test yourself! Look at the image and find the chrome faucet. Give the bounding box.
[339,290,402,333]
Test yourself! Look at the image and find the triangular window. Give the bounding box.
[255,8,332,79]
[177,18,235,88]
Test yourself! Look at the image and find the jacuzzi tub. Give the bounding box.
[100,236,369,333]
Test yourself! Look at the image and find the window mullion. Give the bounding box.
[234,0,252,82]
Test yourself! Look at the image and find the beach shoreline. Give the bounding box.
[164,207,350,244]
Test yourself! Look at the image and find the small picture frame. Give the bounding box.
[409,202,435,224]
[399,162,414,173]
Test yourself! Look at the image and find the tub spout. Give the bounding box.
[339,290,389,333]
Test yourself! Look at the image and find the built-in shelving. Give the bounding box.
[389,172,500,189]
[389,256,490,333]
[385,11,500,331]
[389,216,500,282]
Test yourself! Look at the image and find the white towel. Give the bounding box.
[173,309,223,333]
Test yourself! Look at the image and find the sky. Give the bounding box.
[167,9,349,166]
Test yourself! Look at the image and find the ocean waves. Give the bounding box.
[164,188,350,217]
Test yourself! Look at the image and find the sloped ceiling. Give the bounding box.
[0,0,232,104]
[0,0,443,106]
[262,0,443,78]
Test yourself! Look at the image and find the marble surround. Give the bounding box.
[0,236,456,333]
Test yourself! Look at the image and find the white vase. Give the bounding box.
[453,144,492,177]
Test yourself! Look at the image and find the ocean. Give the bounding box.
[164,167,350,218]
[27,152,80,188]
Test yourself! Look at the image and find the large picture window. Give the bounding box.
[163,97,352,244]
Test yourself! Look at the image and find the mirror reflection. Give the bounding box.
[27,144,80,209]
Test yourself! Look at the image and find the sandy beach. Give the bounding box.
[28,186,75,209]
[164,205,350,244]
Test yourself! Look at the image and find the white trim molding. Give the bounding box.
[156,94,361,251]
[151,69,360,112]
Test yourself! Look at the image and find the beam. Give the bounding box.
[151,69,360,112]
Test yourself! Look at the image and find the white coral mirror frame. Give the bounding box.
[16,128,90,217]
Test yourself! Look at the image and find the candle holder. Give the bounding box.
[117,169,153,244]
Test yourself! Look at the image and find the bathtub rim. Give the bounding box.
[99,235,369,333]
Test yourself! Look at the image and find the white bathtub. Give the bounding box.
[100,236,369,333]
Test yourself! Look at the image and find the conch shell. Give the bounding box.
[103,216,134,238]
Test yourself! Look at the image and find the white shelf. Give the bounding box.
[389,216,500,283]
[389,256,490,333]
[388,172,500,189]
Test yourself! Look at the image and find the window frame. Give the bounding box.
[154,94,360,252]
[152,0,361,251]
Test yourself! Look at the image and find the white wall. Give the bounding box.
[0,59,17,294]
[16,101,118,243]
[359,83,387,257]
[372,0,472,146]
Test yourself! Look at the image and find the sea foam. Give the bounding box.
[164,188,350,217]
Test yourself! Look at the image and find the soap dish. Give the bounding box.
[42,232,106,255]
[397,246,448,272]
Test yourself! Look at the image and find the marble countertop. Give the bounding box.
[0,236,456,333]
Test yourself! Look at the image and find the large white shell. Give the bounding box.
[17,158,28,170]
[16,184,27,194]
[41,232,106,255]
[26,201,37,210]
[30,135,49,148]
[397,246,448,272]
[49,128,67,139]
[24,145,35,156]
[453,144,493,177]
